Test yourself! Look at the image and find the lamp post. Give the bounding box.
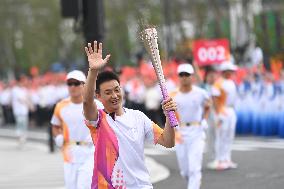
[60,0,105,70]
[82,0,105,44]
[162,0,173,59]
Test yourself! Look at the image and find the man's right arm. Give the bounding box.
[83,69,99,121]
[83,41,110,121]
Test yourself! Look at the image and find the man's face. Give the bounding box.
[223,70,233,79]
[178,72,192,86]
[67,79,84,98]
[206,71,217,85]
[97,80,123,112]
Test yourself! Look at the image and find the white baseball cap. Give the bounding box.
[177,63,194,74]
[66,70,86,83]
[219,61,238,71]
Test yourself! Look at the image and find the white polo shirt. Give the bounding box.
[85,108,163,189]
[171,86,209,140]
[171,86,209,124]
[11,86,30,116]
[51,98,103,163]
[221,79,237,107]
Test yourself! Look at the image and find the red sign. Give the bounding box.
[193,39,230,66]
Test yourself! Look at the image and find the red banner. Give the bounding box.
[193,39,230,66]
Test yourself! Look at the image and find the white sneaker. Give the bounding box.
[227,161,238,169]
[207,160,218,170]
[218,161,229,170]
[207,161,230,170]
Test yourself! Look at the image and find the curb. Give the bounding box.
[0,127,48,143]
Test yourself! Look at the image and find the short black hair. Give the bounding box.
[95,71,120,94]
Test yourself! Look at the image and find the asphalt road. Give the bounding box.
[1,135,284,189]
[152,136,284,189]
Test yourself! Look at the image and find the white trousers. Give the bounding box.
[15,115,28,138]
[215,108,237,162]
[176,127,205,189]
[64,156,94,189]
[205,115,216,160]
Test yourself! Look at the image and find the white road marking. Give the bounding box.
[0,138,169,189]
[145,138,284,155]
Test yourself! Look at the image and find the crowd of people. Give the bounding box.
[235,69,284,137]
[0,73,69,145]
[1,57,284,144]
[1,60,283,135]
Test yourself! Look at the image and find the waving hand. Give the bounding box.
[84,41,111,70]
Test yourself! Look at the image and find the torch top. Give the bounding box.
[140,27,158,41]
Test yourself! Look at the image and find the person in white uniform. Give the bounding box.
[51,70,103,189]
[0,83,13,125]
[171,63,210,189]
[201,67,218,163]
[11,77,34,147]
[209,62,238,170]
[83,41,177,189]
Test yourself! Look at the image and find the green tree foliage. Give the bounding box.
[104,0,163,67]
[0,0,63,75]
[1,0,282,77]
[254,11,284,55]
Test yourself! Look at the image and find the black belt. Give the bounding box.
[67,141,91,146]
[183,122,200,127]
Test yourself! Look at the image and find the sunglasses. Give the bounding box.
[178,72,191,77]
[67,81,82,87]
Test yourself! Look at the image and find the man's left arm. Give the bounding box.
[201,93,212,129]
[157,98,176,148]
[203,99,211,120]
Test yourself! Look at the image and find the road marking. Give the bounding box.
[145,138,284,154]
[0,138,169,188]
[233,139,284,151]
[146,157,170,183]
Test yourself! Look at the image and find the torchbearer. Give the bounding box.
[83,39,177,189]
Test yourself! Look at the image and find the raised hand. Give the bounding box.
[84,41,111,70]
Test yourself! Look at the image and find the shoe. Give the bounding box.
[227,161,238,169]
[207,160,230,170]
[217,161,229,170]
[207,160,218,170]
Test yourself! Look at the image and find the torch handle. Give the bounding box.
[159,82,179,128]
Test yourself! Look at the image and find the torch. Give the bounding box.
[140,27,178,128]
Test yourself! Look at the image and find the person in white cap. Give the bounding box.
[171,63,210,189]
[208,61,238,170]
[50,70,103,189]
